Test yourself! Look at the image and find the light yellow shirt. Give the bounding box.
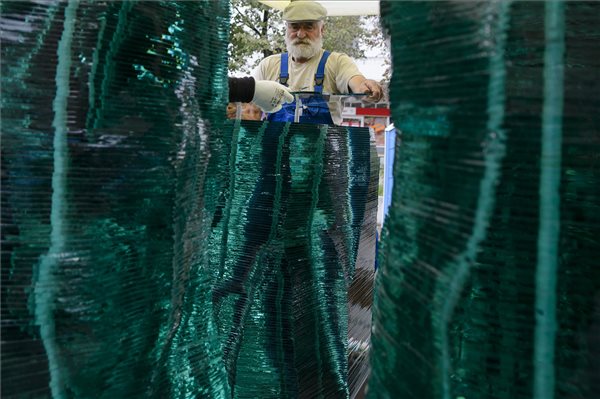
[253,49,363,125]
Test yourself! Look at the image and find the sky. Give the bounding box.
[355,56,387,82]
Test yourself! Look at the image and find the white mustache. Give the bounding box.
[286,35,322,60]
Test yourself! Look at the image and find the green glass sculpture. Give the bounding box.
[370,1,600,399]
[208,120,378,398]
[2,1,379,397]
[1,1,230,397]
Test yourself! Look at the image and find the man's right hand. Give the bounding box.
[252,80,295,113]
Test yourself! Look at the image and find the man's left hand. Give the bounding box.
[357,79,383,103]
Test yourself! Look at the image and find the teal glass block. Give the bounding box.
[1,1,230,397]
[371,1,600,399]
[209,120,378,398]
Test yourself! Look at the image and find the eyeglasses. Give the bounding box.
[286,22,319,33]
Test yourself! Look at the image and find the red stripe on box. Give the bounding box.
[355,107,391,116]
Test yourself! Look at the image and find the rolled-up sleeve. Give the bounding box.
[228,77,255,103]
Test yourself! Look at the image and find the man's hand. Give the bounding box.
[252,80,295,113]
[349,76,384,103]
[358,79,383,103]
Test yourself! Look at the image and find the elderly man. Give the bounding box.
[253,0,383,125]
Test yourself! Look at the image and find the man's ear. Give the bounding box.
[320,22,325,35]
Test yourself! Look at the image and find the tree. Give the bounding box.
[228,0,284,74]
[228,0,386,76]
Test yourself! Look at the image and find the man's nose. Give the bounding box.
[296,29,307,38]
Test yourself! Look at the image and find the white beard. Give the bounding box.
[285,35,323,60]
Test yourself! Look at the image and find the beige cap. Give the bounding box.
[282,1,327,22]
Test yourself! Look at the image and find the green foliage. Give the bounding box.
[322,16,367,59]
[229,0,285,74]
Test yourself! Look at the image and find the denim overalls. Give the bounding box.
[267,51,334,125]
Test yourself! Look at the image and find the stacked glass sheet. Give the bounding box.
[370,1,600,398]
[1,2,230,397]
[1,2,379,398]
[209,120,378,398]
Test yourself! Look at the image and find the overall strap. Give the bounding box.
[279,53,289,86]
[313,51,331,93]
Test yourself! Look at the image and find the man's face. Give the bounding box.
[241,103,262,121]
[285,20,323,60]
